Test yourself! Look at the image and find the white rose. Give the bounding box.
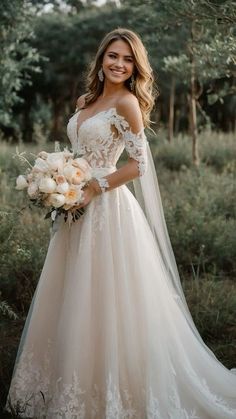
[39,177,57,193]
[33,157,49,173]
[63,163,76,182]
[49,193,66,208]
[16,175,28,190]
[47,152,64,172]
[27,182,38,198]
[56,182,69,194]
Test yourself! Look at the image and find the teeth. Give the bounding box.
[111,70,124,74]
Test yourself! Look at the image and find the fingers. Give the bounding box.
[72,196,85,211]
[72,204,83,211]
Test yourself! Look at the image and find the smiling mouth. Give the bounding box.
[110,69,125,75]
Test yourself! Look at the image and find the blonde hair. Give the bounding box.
[84,28,157,128]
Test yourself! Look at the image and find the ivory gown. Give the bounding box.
[6,108,236,418]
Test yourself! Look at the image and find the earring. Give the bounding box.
[98,68,104,82]
[130,74,135,91]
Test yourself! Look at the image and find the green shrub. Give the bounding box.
[0,211,49,314]
[150,131,236,173]
[153,136,192,171]
[183,277,236,368]
[160,167,236,276]
[200,132,236,173]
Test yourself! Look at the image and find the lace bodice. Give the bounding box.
[67,107,148,176]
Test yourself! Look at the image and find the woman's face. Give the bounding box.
[102,39,135,86]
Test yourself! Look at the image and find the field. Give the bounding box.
[0,131,236,416]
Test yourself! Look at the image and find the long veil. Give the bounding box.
[132,140,220,359]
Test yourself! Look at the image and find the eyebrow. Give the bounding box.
[107,51,133,58]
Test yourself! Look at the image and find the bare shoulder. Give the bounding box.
[116,94,143,132]
[76,94,87,110]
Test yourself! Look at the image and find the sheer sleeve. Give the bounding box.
[111,111,148,177]
[123,128,148,176]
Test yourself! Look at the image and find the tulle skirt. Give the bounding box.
[6,167,236,418]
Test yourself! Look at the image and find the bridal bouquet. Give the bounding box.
[15,149,92,223]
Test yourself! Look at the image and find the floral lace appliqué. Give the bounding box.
[7,343,231,419]
[122,129,148,176]
[95,177,109,193]
[66,108,148,177]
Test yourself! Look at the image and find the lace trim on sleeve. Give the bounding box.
[95,177,109,193]
[110,110,148,177]
[123,129,148,176]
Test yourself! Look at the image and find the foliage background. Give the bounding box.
[0,0,235,417]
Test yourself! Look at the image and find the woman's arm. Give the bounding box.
[101,95,145,191]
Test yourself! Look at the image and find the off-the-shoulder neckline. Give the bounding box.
[70,106,145,138]
[75,107,123,134]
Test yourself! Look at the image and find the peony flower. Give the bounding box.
[56,182,69,194]
[64,186,84,208]
[47,193,66,208]
[71,168,86,185]
[27,182,38,198]
[72,158,92,182]
[55,174,66,184]
[39,177,57,193]
[16,175,28,190]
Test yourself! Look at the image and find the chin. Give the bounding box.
[106,75,130,85]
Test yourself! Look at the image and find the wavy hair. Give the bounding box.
[83,28,158,127]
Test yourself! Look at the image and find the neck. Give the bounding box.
[101,80,126,98]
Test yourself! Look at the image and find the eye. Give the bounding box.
[125,58,133,63]
[108,53,116,59]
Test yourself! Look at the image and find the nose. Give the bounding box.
[115,57,124,67]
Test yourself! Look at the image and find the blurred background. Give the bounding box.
[0,0,236,416]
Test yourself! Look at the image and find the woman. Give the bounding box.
[6,28,236,418]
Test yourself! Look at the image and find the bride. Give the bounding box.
[5,28,236,419]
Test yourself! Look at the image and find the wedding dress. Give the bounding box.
[6,108,236,419]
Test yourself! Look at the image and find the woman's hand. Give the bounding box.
[72,179,101,211]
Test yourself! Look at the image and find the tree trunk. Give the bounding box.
[168,76,176,142]
[188,25,200,167]
[52,100,62,141]
[189,76,199,166]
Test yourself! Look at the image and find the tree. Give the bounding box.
[161,1,236,164]
[3,0,235,141]
[121,0,236,164]
[0,1,42,129]
[24,3,129,140]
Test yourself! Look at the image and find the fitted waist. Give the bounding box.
[91,166,116,177]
